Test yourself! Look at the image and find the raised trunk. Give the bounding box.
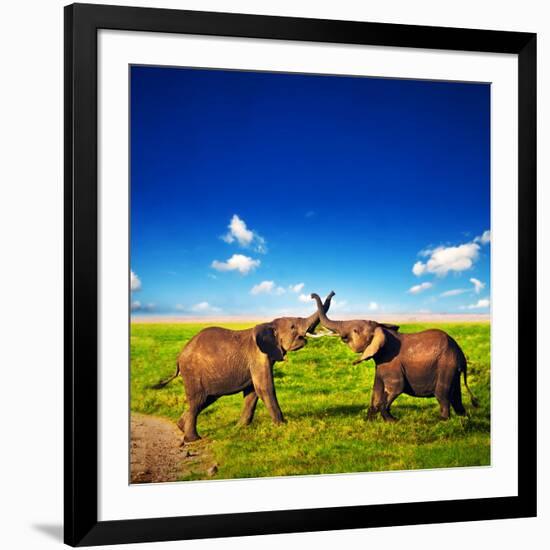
[303,291,335,333]
[310,292,342,333]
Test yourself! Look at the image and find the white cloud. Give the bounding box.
[368,302,379,311]
[440,288,468,297]
[191,301,221,313]
[221,214,267,253]
[130,271,141,292]
[474,230,491,245]
[211,254,260,275]
[221,214,252,245]
[408,282,433,295]
[298,293,310,303]
[412,242,480,277]
[251,281,274,295]
[419,247,434,258]
[470,277,486,294]
[331,299,348,310]
[251,281,285,296]
[438,279,487,298]
[131,301,155,312]
[461,298,490,310]
[412,261,426,276]
[290,283,305,293]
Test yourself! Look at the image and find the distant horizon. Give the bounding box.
[130,66,490,318]
[131,312,491,324]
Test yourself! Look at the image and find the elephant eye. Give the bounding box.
[290,324,295,330]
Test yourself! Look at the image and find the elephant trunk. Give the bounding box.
[310,292,342,333]
[303,291,335,333]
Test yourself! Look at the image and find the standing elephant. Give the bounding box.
[153,292,334,442]
[310,293,478,421]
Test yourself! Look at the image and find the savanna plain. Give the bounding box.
[130,322,490,482]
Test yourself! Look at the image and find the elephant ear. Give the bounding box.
[353,326,386,365]
[255,324,285,363]
[380,323,400,332]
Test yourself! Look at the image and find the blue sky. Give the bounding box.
[130,66,490,317]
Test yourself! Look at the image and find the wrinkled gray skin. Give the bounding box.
[154,292,334,442]
[311,293,478,422]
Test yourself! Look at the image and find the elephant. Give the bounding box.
[153,292,335,442]
[311,293,478,421]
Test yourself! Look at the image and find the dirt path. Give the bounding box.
[130,413,215,483]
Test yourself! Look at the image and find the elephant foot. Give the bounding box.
[177,413,203,441]
[182,433,201,443]
[366,407,379,421]
[452,407,467,416]
[237,417,253,427]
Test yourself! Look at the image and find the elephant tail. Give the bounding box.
[461,362,479,408]
[150,363,180,389]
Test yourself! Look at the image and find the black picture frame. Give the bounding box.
[64,3,537,546]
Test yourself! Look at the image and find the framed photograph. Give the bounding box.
[64,3,537,546]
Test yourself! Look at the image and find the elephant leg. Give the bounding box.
[177,394,218,442]
[381,391,400,422]
[251,366,285,425]
[367,374,385,420]
[450,375,466,416]
[238,385,259,426]
[435,387,451,420]
[380,378,403,422]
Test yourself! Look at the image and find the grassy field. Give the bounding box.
[130,322,490,481]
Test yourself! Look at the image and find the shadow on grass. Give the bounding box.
[290,404,367,419]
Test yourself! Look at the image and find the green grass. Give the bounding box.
[131,322,490,480]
